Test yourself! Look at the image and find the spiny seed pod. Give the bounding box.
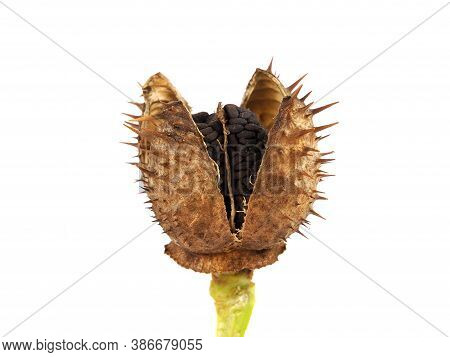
[124,60,337,336]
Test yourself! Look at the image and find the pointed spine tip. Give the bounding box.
[316,158,335,164]
[310,208,326,220]
[128,101,145,111]
[300,91,312,102]
[296,229,308,239]
[286,74,307,92]
[123,123,140,135]
[314,122,338,133]
[267,57,274,73]
[121,141,138,147]
[315,134,331,142]
[320,151,334,156]
[291,84,303,99]
[125,121,139,129]
[122,112,140,119]
[311,101,339,115]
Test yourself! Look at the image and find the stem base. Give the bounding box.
[209,270,255,337]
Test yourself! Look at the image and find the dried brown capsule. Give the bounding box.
[125,64,337,274]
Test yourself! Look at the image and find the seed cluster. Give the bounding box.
[192,104,267,229]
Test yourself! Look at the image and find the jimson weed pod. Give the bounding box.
[124,60,337,336]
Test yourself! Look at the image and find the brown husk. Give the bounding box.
[126,68,334,273]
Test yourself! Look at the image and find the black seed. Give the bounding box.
[209,142,219,150]
[201,127,213,136]
[245,123,261,131]
[237,130,255,139]
[205,131,219,142]
[228,124,244,133]
[192,112,209,123]
[240,111,252,119]
[242,138,258,145]
[257,141,267,150]
[224,104,239,118]
[228,135,239,145]
[257,131,267,140]
[209,119,222,132]
[248,116,260,124]
[207,113,217,122]
[192,105,267,231]
[229,118,247,125]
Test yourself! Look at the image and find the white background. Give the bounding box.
[0,0,449,355]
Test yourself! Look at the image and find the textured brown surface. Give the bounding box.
[164,241,286,273]
[238,95,322,250]
[126,68,336,273]
[135,75,237,254]
[241,68,290,130]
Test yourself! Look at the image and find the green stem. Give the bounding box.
[209,270,255,337]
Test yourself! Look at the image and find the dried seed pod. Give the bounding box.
[242,68,290,129]
[165,241,286,274]
[125,65,337,274]
[239,96,325,249]
[137,74,236,255]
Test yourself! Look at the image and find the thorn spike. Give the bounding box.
[321,151,334,156]
[300,91,312,102]
[128,115,154,122]
[311,102,339,115]
[316,158,335,164]
[316,134,330,142]
[122,113,140,119]
[291,84,303,98]
[314,122,338,133]
[296,230,308,239]
[310,208,326,220]
[267,57,274,73]
[286,74,308,92]
[128,101,145,111]
[125,121,139,129]
[121,141,138,147]
[123,123,140,135]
